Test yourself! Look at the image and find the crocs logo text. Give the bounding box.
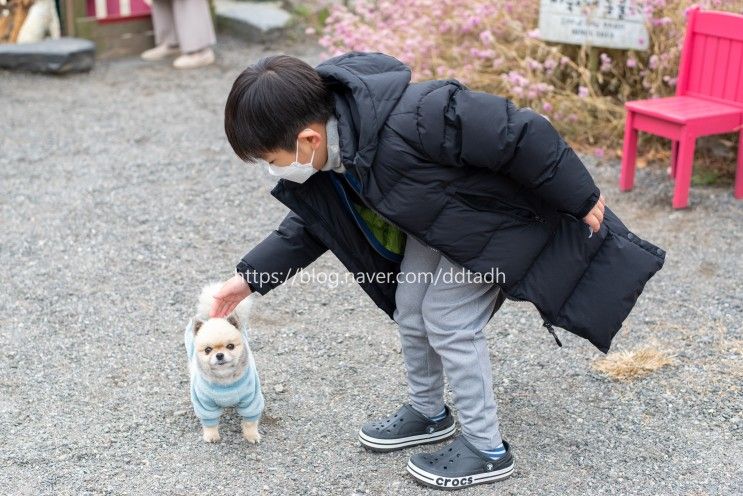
[436,476,474,487]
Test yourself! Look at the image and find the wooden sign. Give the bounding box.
[537,0,649,50]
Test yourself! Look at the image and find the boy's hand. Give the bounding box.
[210,275,251,318]
[583,194,606,233]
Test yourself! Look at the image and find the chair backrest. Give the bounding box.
[677,5,743,108]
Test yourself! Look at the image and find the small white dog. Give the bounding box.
[16,0,60,43]
[184,282,264,443]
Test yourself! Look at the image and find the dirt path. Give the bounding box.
[1,35,741,495]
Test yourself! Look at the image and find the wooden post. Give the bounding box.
[588,45,599,93]
[62,0,79,35]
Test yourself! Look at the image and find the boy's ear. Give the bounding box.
[226,314,240,329]
[297,126,322,147]
[193,319,205,335]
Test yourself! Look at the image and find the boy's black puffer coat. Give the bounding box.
[236,52,666,353]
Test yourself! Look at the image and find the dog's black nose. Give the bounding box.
[216,353,224,360]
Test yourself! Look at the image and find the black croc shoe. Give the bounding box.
[407,435,514,490]
[358,404,456,452]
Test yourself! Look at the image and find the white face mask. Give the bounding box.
[266,138,317,184]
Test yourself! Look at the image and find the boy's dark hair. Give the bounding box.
[224,55,335,163]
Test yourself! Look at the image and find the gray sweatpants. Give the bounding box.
[392,236,505,450]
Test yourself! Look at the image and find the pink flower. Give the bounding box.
[542,102,553,112]
[594,147,605,158]
[460,16,481,34]
[578,86,589,98]
[600,53,612,72]
[507,70,528,86]
[626,57,637,68]
[470,46,496,59]
[479,30,494,45]
[526,57,543,71]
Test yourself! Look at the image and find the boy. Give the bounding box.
[210,52,665,490]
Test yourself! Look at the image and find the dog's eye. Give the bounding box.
[227,344,235,350]
[204,347,212,354]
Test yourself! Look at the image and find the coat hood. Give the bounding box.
[315,52,412,171]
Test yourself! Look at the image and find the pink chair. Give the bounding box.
[619,5,743,208]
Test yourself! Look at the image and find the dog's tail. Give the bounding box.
[195,281,255,328]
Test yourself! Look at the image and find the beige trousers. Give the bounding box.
[150,0,216,53]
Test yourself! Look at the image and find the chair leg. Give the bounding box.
[620,111,638,191]
[735,128,743,200]
[673,131,696,209]
[670,140,679,179]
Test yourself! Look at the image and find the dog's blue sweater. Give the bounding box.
[184,320,265,427]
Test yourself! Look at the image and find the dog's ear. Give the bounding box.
[226,314,240,329]
[193,318,205,335]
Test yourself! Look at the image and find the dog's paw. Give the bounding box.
[241,421,261,444]
[243,430,262,444]
[202,426,221,443]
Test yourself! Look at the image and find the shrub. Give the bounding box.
[316,0,743,175]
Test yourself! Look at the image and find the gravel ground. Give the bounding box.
[1,35,742,496]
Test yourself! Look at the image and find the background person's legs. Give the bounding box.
[393,236,446,418]
[141,0,182,60]
[421,254,504,450]
[171,0,216,53]
[150,0,179,48]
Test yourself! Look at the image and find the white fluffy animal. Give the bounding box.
[16,0,60,43]
[185,282,264,443]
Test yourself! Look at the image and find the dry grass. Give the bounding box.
[593,345,674,381]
